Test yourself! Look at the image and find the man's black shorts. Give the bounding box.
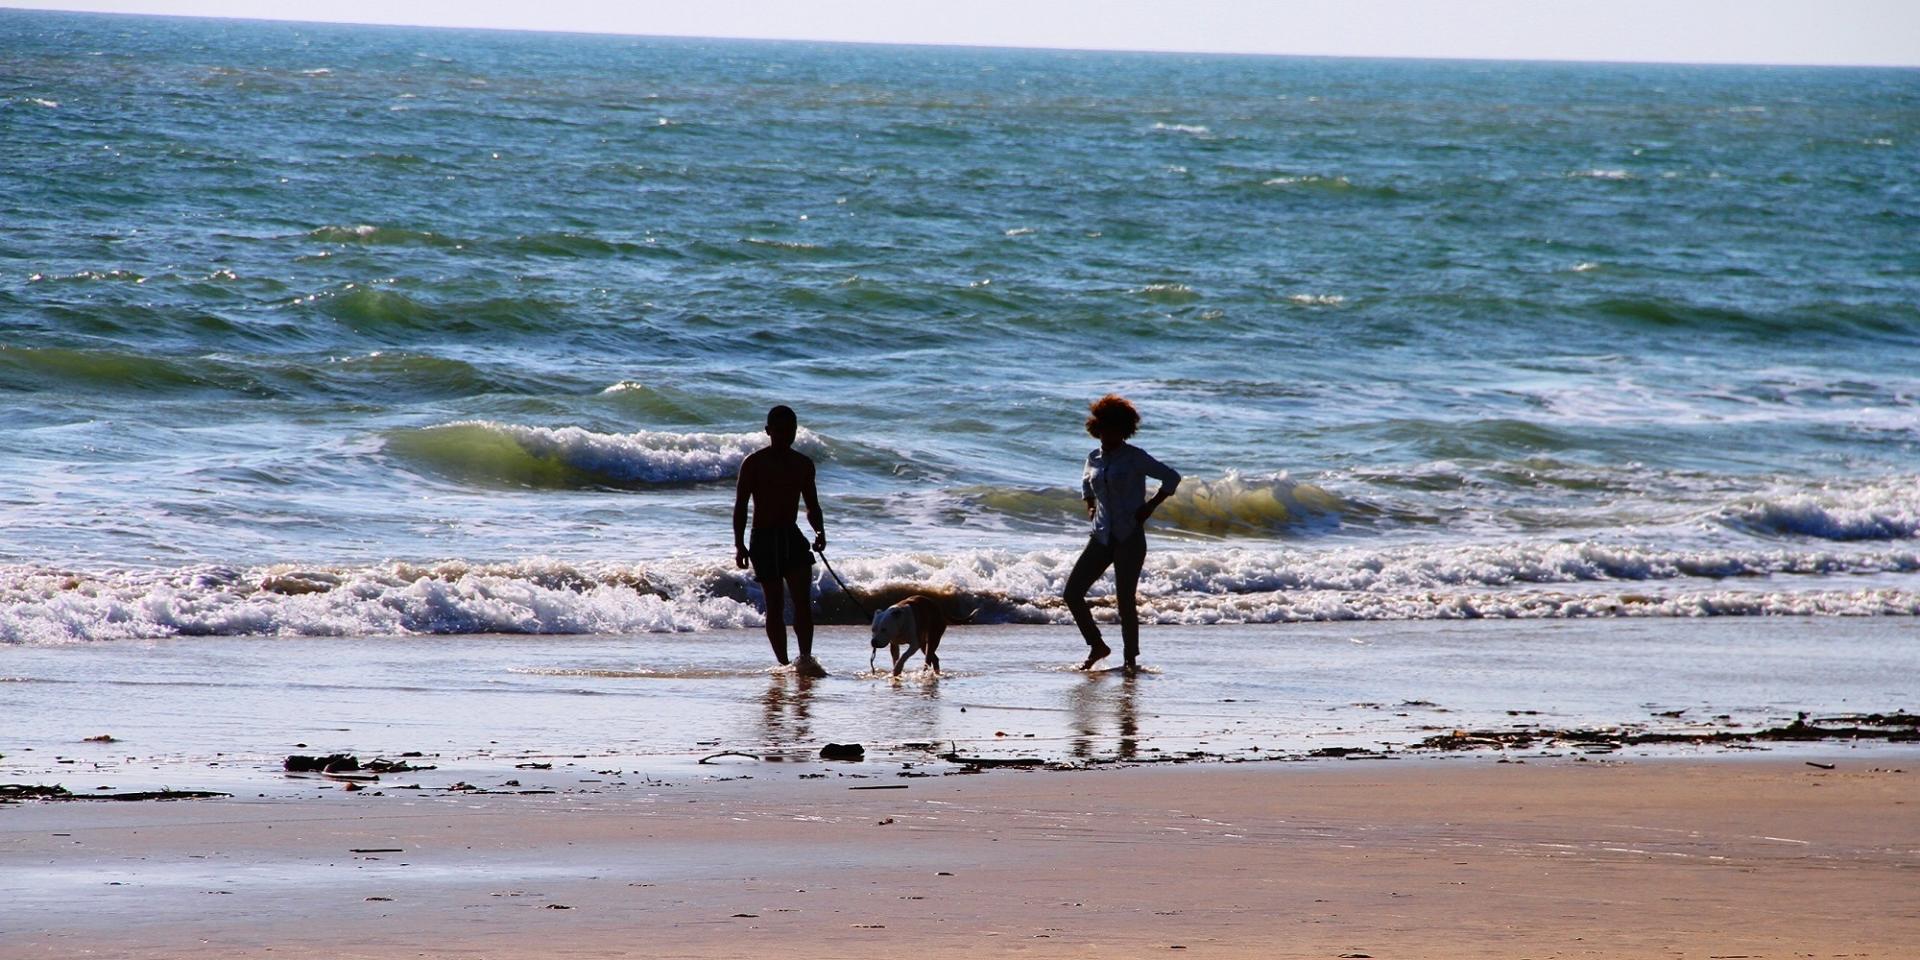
[749,525,814,582]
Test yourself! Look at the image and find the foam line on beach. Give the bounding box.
[4,541,1917,643]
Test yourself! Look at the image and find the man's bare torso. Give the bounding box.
[739,447,814,529]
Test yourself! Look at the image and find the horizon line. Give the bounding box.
[5,5,1918,71]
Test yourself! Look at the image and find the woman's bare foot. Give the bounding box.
[795,655,829,679]
[1079,641,1112,670]
[1121,659,1140,677]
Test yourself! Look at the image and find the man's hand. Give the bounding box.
[1085,499,1097,520]
[1136,497,1166,525]
[812,531,827,553]
[734,545,750,570]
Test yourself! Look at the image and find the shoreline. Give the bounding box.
[4,601,1916,960]
[4,754,1915,958]
[4,619,1916,800]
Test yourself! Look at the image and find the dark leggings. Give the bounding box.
[1062,528,1147,660]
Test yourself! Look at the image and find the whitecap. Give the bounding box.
[1717,481,1920,541]
[1131,282,1199,302]
[1263,175,1350,187]
[386,419,825,487]
[742,237,821,251]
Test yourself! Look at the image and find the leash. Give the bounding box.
[815,545,876,621]
[816,545,883,673]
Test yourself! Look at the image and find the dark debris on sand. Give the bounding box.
[0,783,229,803]
[1414,712,1920,753]
[283,754,438,775]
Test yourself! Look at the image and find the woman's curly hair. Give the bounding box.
[1085,393,1140,440]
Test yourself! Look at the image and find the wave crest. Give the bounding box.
[306,224,465,247]
[969,473,1363,537]
[1718,482,1920,541]
[384,420,822,488]
[0,560,755,645]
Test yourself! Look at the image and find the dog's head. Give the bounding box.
[870,605,913,649]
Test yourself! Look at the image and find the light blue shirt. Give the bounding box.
[1082,443,1181,545]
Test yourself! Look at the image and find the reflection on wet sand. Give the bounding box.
[760,672,817,748]
[1069,674,1141,761]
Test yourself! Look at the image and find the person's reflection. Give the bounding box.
[1068,673,1142,761]
[759,672,817,753]
[1115,675,1140,760]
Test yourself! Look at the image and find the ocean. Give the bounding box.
[3,10,1918,644]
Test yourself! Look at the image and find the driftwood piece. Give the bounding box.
[0,784,228,802]
[940,753,1043,767]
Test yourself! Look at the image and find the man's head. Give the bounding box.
[1084,393,1140,442]
[765,404,798,448]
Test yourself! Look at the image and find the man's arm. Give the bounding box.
[1083,456,1097,520]
[732,457,753,569]
[801,457,825,550]
[1136,452,1182,523]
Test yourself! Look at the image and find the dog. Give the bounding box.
[869,595,947,677]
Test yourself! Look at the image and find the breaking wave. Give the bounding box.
[966,473,1365,537]
[383,421,824,488]
[6,541,1914,643]
[306,223,466,247]
[1716,481,1920,541]
[0,560,757,645]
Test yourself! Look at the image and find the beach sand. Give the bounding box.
[5,755,1916,959]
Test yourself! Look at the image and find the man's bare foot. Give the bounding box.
[1079,641,1112,671]
[795,655,829,679]
[1121,659,1140,677]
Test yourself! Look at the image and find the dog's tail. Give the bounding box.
[955,605,983,625]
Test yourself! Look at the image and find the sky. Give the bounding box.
[5,0,1919,67]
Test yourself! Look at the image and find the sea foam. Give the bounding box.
[5,541,1914,644]
[1717,481,1920,541]
[0,561,759,645]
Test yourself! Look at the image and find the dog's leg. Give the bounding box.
[891,640,921,677]
[924,614,945,674]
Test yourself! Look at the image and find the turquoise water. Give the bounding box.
[2,10,1918,640]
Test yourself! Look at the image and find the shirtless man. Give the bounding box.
[733,405,829,677]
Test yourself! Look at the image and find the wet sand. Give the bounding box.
[5,754,1916,959]
[7,618,1918,799]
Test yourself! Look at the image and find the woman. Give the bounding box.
[1063,394,1180,674]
